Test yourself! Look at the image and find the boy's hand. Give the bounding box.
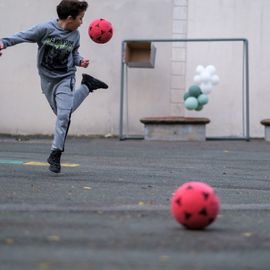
[80,59,89,68]
[0,43,4,56]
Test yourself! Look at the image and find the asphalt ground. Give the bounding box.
[0,137,270,270]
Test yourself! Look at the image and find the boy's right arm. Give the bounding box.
[1,23,45,50]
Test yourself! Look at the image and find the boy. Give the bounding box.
[0,0,108,173]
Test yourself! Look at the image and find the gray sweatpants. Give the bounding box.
[40,75,89,152]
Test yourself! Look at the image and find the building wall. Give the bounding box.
[0,0,174,137]
[0,0,269,138]
[185,0,270,138]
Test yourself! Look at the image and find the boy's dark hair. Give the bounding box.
[57,0,88,20]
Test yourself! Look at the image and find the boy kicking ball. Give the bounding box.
[0,0,108,173]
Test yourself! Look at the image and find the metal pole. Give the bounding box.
[125,64,129,138]
[123,38,247,44]
[242,41,245,138]
[119,41,125,140]
[244,39,250,141]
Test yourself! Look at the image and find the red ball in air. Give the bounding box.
[88,18,113,44]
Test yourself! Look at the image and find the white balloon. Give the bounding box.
[200,82,213,95]
[202,87,212,95]
[196,65,205,74]
[200,71,211,83]
[199,82,207,91]
[194,65,219,93]
[211,74,220,85]
[193,75,202,84]
[206,65,216,74]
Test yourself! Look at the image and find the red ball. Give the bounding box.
[171,182,220,230]
[88,18,113,44]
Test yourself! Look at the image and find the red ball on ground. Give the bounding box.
[171,181,220,230]
[88,18,113,44]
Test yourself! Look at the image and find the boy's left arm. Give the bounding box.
[73,46,89,68]
[80,58,89,68]
[0,42,3,56]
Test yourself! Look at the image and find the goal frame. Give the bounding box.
[119,38,250,141]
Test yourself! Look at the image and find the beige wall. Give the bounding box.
[185,0,270,138]
[0,0,173,137]
[0,0,269,138]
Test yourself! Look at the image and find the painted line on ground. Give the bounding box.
[24,161,80,167]
[0,159,79,167]
[0,159,24,165]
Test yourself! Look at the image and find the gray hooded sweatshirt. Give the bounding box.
[1,19,83,79]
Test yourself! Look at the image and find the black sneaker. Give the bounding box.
[47,149,62,173]
[81,73,108,92]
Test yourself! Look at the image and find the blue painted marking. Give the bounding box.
[0,160,24,165]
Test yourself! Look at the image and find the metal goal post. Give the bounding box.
[119,38,250,141]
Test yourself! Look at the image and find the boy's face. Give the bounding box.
[67,11,85,31]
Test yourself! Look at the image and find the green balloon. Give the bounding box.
[185,97,198,110]
[198,94,209,105]
[188,85,202,97]
[183,92,190,100]
[195,104,203,111]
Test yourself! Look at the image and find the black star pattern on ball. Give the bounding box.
[175,198,181,206]
[199,207,208,216]
[184,212,192,220]
[202,192,209,200]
